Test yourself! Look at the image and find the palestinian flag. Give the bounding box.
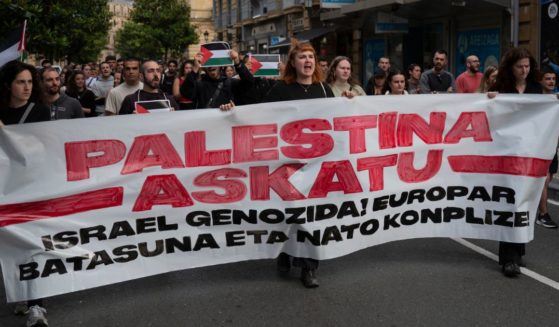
[0,21,27,67]
[249,54,280,77]
[200,42,233,67]
[134,100,172,114]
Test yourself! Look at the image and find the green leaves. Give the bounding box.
[115,0,198,60]
[0,0,111,63]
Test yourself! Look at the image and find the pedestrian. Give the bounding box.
[65,71,97,117]
[420,50,455,93]
[119,60,180,114]
[161,59,178,95]
[172,60,195,110]
[233,54,276,105]
[224,65,236,79]
[105,57,143,115]
[89,62,114,115]
[477,66,498,93]
[0,60,50,327]
[114,71,122,87]
[325,56,366,97]
[377,57,391,76]
[455,55,483,93]
[318,56,329,80]
[180,49,253,109]
[40,67,84,120]
[536,66,559,229]
[489,47,546,277]
[365,68,386,95]
[382,70,408,95]
[407,64,422,94]
[263,39,335,288]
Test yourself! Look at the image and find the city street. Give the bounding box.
[1,204,558,326]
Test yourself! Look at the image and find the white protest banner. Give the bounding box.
[1,94,558,302]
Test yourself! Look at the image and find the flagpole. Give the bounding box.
[19,20,27,62]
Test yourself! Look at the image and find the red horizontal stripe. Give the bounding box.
[448,155,550,177]
[0,187,123,228]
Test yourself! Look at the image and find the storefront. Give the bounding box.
[321,0,512,85]
[541,0,559,71]
[241,17,287,54]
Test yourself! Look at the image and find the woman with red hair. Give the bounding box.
[264,40,334,103]
[263,40,334,289]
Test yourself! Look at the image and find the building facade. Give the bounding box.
[212,0,553,84]
[186,0,216,58]
[101,0,214,61]
[101,0,133,61]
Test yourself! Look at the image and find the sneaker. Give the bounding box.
[536,213,558,229]
[502,262,521,277]
[300,268,319,288]
[13,301,29,315]
[26,305,48,327]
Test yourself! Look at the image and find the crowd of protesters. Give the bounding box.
[1,40,558,327]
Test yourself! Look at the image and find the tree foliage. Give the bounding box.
[115,0,198,60]
[0,0,111,63]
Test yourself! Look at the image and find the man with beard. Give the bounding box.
[105,57,144,115]
[455,55,483,93]
[119,60,179,114]
[41,68,84,120]
[420,50,455,93]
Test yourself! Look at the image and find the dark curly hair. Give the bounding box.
[0,60,42,109]
[491,47,539,93]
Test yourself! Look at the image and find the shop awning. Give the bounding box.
[268,27,335,49]
[340,0,508,14]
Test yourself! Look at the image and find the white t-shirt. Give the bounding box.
[105,82,144,114]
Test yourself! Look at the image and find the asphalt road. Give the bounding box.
[1,208,558,327]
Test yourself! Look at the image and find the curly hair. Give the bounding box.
[282,39,322,84]
[0,60,42,109]
[491,47,539,93]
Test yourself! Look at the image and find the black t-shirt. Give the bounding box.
[67,89,97,117]
[263,81,335,102]
[492,80,543,94]
[119,89,180,115]
[0,102,51,125]
[516,81,543,94]
[161,73,176,95]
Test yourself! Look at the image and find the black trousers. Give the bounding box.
[27,298,44,307]
[280,252,319,269]
[292,257,319,269]
[498,242,525,265]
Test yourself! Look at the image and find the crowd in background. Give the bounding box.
[1,40,558,327]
